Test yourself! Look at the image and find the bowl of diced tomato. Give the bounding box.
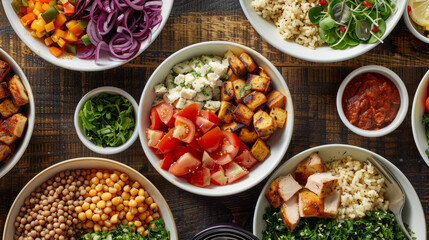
[137,41,294,196]
[2,0,173,71]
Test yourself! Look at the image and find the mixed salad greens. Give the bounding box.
[262,207,413,239]
[308,0,395,49]
[423,113,429,158]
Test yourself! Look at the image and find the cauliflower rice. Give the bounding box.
[251,0,325,49]
[325,156,389,221]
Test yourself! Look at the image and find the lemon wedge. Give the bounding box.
[409,0,429,27]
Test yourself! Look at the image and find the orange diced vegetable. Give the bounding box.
[63,2,75,16]
[30,18,46,32]
[35,31,45,38]
[49,47,63,57]
[34,2,43,12]
[65,30,78,42]
[57,38,66,48]
[51,34,59,42]
[20,7,27,14]
[60,0,69,4]
[44,21,55,32]
[42,3,50,11]
[65,20,78,29]
[54,13,67,28]
[68,23,84,37]
[32,8,41,16]
[20,13,37,27]
[57,5,64,11]
[54,29,66,38]
[40,0,52,3]
[30,31,37,38]
[44,37,54,46]
[27,1,35,13]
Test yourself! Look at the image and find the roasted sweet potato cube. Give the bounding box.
[0,128,17,145]
[0,144,12,162]
[1,113,27,138]
[243,91,267,111]
[270,107,287,129]
[233,104,254,126]
[226,68,239,82]
[239,126,258,143]
[265,180,282,208]
[228,56,247,77]
[0,99,20,118]
[221,121,244,133]
[251,138,270,161]
[258,67,271,81]
[9,75,29,106]
[221,81,234,101]
[247,74,270,94]
[0,82,10,99]
[0,60,10,82]
[267,90,286,109]
[218,101,236,123]
[239,52,258,73]
[253,110,277,140]
[232,79,251,103]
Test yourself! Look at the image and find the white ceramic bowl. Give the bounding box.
[2,0,173,71]
[403,1,429,44]
[336,65,408,137]
[411,70,429,167]
[74,86,139,155]
[253,144,426,239]
[137,41,294,197]
[0,48,35,179]
[239,0,406,62]
[2,157,178,239]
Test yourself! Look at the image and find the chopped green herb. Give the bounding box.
[78,93,135,148]
[223,74,228,80]
[180,83,185,87]
[194,59,200,67]
[169,79,177,87]
[227,106,234,114]
[423,113,429,158]
[240,84,252,98]
[191,72,200,78]
[202,89,210,96]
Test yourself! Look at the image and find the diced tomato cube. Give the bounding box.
[234,150,258,170]
[155,103,175,127]
[146,129,165,148]
[176,103,199,122]
[225,162,249,184]
[200,110,222,126]
[150,108,167,131]
[237,141,250,156]
[187,167,211,187]
[157,128,182,154]
[160,152,176,170]
[197,127,223,153]
[186,138,204,154]
[195,116,215,133]
[173,116,196,144]
[169,152,201,176]
[212,153,233,165]
[210,165,227,186]
[202,151,215,170]
[173,146,203,160]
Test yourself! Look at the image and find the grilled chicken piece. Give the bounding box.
[294,153,325,185]
[265,180,282,208]
[1,113,27,138]
[0,60,10,82]
[322,189,341,218]
[9,75,29,106]
[0,82,10,99]
[277,174,302,202]
[305,172,338,198]
[280,195,300,232]
[0,144,12,162]
[298,189,323,217]
[0,99,20,118]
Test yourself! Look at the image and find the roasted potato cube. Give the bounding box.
[258,67,271,81]
[270,107,287,129]
[1,113,27,138]
[265,180,282,208]
[233,104,254,126]
[243,91,267,111]
[228,56,247,77]
[267,90,286,109]
[239,52,258,73]
[0,82,10,99]
[0,128,17,145]
[9,75,29,106]
[0,60,10,82]
[221,81,234,101]
[221,121,244,133]
[226,68,239,82]
[232,79,251,103]
[254,110,277,140]
[218,101,236,123]
[251,138,270,161]
[239,126,258,143]
[0,144,12,162]
[247,74,270,94]
[0,99,20,118]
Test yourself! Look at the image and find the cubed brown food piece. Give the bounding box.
[233,104,254,126]
[0,82,10,99]
[226,68,239,82]
[221,121,244,133]
[298,189,324,217]
[250,138,270,161]
[9,75,29,106]
[265,180,282,208]
[253,110,277,140]
[243,91,267,111]
[218,101,236,123]
[258,67,271,81]
[232,79,251,103]
[0,129,17,145]
[247,74,270,94]
[1,113,28,138]
[322,189,341,219]
[239,126,258,143]
[221,81,234,101]
[305,172,338,198]
[0,60,10,82]
[294,153,325,185]
[0,144,12,162]
[228,56,247,77]
[277,174,302,202]
[239,52,258,73]
[270,107,287,129]
[267,90,286,109]
[0,99,20,118]
[281,195,300,232]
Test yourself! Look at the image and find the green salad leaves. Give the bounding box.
[308,0,395,49]
[422,113,429,158]
[78,93,135,147]
[262,207,413,240]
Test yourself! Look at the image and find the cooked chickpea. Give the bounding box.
[110,174,119,182]
[120,173,129,181]
[111,214,119,224]
[96,200,106,209]
[137,226,145,234]
[126,212,134,221]
[101,193,112,201]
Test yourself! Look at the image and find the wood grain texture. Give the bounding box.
[0,0,429,239]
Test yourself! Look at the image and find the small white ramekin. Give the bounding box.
[403,1,429,44]
[74,86,139,155]
[336,65,408,138]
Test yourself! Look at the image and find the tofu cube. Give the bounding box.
[221,121,244,133]
[9,75,29,106]
[250,139,270,161]
[239,52,258,73]
[228,56,247,77]
[267,90,286,109]
[238,126,258,143]
[253,110,277,140]
[247,74,270,94]
[232,79,251,103]
[233,104,254,126]
[0,99,20,118]
[221,81,234,101]
[270,107,287,129]
[243,91,267,111]
[218,101,236,123]
[0,60,10,82]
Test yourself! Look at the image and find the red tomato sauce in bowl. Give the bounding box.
[342,72,400,130]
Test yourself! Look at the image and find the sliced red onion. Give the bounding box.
[77,44,96,59]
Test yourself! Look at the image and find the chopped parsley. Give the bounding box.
[227,106,234,114]
[240,84,252,98]
[223,73,228,80]
[180,83,185,87]
[202,89,210,96]
[423,113,429,158]
[194,59,200,67]
[191,72,200,78]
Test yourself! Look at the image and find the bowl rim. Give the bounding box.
[238,0,406,63]
[336,65,408,137]
[2,157,179,239]
[252,143,427,238]
[1,0,174,72]
[137,40,294,196]
[0,48,35,179]
[74,86,139,155]
[411,69,429,167]
[403,0,429,44]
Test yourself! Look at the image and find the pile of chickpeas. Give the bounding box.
[14,169,161,240]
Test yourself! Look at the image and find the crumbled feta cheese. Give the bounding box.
[209,61,228,77]
[192,77,209,92]
[184,73,196,85]
[164,87,182,103]
[207,72,219,84]
[204,101,221,112]
[213,87,220,100]
[173,61,193,74]
[201,55,222,64]
[192,58,204,73]
[175,97,187,109]
[199,65,211,76]
[174,74,185,85]
[165,74,176,89]
[180,88,197,100]
[154,84,168,96]
[194,87,212,101]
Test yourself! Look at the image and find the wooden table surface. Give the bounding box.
[0,0,429,239]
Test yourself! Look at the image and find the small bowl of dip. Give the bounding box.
[336,65,408,138]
